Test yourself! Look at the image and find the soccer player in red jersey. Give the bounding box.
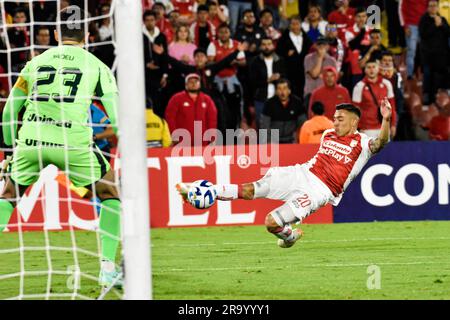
[177,99,392,248]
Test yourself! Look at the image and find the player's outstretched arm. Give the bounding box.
[2,81,28,146]
[369,97,392,154]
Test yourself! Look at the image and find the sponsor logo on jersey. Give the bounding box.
[25,139,65,148]
[318,139,355,164]
[323,140,352,155]
[27,113,73,129]
[319,147,353,164]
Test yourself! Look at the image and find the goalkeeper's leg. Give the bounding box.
[0,178,28,232]
[94,169,122,287]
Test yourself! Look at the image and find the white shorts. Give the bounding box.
[258,164,333,223]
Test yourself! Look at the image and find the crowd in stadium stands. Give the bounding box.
[0,0,449,150]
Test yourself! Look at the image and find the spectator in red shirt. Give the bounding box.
[168,9,181,30]
[208,0,229,30]
[152,2,174,43]
[345,6,372,90]
[207,23,245,129]
[309,66,351,120]
[428,89,450,141]
[328,0,356,40]
[352,59,397,139]
[173,0,196,24]
[165,73,218,146]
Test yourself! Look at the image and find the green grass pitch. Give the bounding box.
[1,221,450,300]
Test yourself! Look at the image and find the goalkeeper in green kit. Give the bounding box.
[0,6,122,288]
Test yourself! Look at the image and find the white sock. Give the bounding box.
[214,184,238,200]
[274,225,296,242]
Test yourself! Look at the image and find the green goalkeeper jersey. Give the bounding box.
[16,45,118,147]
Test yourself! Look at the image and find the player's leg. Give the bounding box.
[66,145,121,287]
[264,202,303,248]
[0,178,20,232]
[1,148,39,232]
[93,169,121,271]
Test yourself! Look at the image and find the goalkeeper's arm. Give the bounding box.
[100,92,119,136]
[2,78,28,146]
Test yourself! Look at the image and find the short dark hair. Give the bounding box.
[312,102,325,115]
[143,9,156,20]
[243,9,254,16]
[260,35,273,43]
[197,4,209,13]
[336,103,361,118]
[217,22,230,31]
[308,4,322,14]
[370,29,382,36]
[355,7,367,15]
[152,2,166,10]
[59,6,87,42]
[14,7,27,17]
[37,26,50,34]
[276,78,291,89]
[290,15,302,23]
[194,48,207,56]
[381,50,393,58]
[366,57,379,65]
[259,8,273,18]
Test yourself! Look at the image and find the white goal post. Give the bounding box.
[115,0,152,300]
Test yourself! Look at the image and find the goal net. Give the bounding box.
[0,0,150,300]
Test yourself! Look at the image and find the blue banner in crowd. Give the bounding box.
[334,141,450,223]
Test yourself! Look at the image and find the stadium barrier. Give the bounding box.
[0,141,448,231]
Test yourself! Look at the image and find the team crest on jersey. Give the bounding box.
[350,139,358,147]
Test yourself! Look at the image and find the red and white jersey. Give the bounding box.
[305,129,373,205]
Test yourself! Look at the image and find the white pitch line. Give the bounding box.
[152,260,450,274]
[153,236,450,248]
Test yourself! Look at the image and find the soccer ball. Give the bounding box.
[187,180,217,209]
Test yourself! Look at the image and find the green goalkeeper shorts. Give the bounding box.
[9,139,111,187]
